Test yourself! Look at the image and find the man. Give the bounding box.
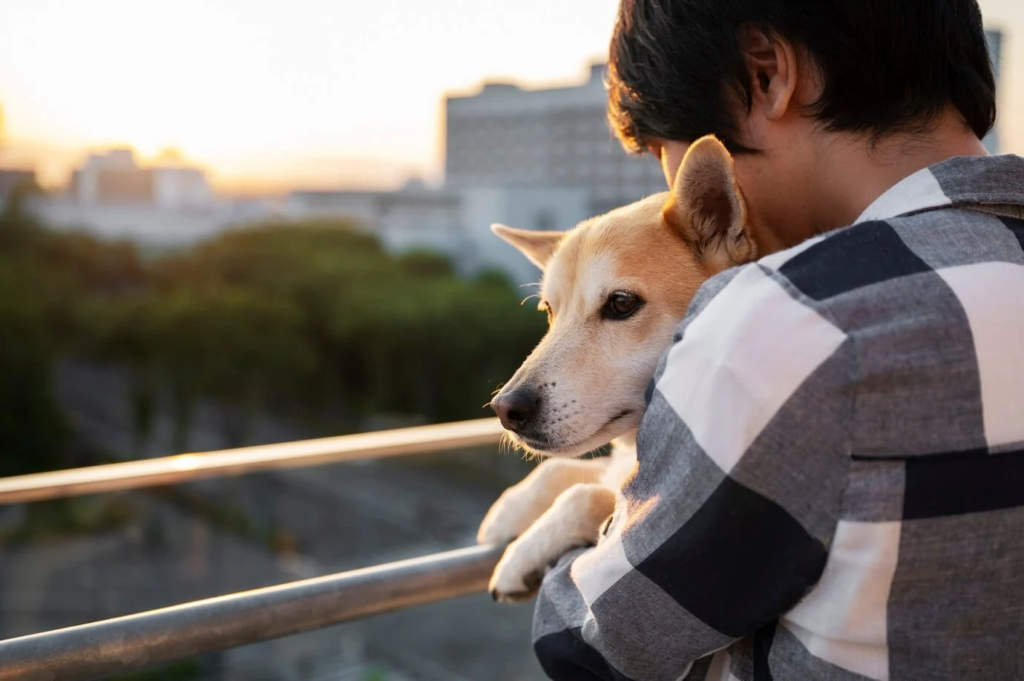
[533,1,1024,679]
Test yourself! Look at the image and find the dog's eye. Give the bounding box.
[602,291,644,320]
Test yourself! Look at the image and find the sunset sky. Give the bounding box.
[1,0,1021,194]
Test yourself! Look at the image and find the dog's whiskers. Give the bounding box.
[498,431,521,458]
[496,430,548,462]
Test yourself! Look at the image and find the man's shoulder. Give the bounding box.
[750,209,1024,312]
[681,205,1024,369]
[683,216,926,340]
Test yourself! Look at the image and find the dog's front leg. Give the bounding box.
[489,482,616,602]
[477,457,609,546]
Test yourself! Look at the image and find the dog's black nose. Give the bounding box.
[491,387,540,433]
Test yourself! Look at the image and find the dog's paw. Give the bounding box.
[489,538,548,603]
[477,488,535,545]
[490,568,545,604]
[489,535,587,604]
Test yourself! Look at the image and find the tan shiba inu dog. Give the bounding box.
[477,136,759,602]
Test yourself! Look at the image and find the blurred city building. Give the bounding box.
[37,148,274,248]
[0,167,36,207]
[288,62,663,285]
[445,62,664,216]
[286,180,589,284]
[287,179,464,257]
[68,148,213,209]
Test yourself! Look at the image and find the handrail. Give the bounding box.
[0,418,505,505]
[0,544,505,681]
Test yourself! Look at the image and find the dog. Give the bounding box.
[477,135,759,602]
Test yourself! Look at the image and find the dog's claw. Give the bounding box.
[522,569,544,593]
[491,589,537,604]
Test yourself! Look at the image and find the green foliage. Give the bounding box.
[133,220,544,425]
[397,249,455,278]
[0,202,147,474]
[0,211,73,475]
[363,668,390,681]
[0,283,68,476]
[0,215,544,474]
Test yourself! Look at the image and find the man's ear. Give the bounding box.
[663,135,756,268]
[491,224,565,272]
[738,24,799,121]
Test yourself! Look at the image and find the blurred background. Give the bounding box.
[0,1,1020,679]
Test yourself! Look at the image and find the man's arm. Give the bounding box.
[532,264,855,680]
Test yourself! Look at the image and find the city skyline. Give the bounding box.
[2,0,1021,195]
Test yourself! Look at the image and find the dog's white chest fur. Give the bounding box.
[602,436,638,490]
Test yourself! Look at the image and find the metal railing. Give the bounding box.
[0,418,505,504]
[0,418,510,680]
[0,546,505,681]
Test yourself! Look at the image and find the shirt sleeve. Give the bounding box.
[532,264,855,680]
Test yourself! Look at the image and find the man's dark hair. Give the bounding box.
[608,0,997,154]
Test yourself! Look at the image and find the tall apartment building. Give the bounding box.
[444,63,665,218]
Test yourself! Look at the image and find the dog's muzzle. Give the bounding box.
[490,386,540,434]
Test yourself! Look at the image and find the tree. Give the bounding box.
[0,270,68,476]
[1,215,547,472]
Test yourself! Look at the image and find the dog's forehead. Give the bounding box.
[542,226,609,308]
[541,194,707,313]
[542,198,668,308]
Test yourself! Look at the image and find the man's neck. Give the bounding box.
[813,106,989,233]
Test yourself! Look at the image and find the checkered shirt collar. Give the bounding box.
[855,154,1024,224]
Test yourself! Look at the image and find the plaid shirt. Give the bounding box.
[533,154,1024,681]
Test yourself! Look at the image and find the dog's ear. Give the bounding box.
[491,224,565,271]
[664,135,756,268]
